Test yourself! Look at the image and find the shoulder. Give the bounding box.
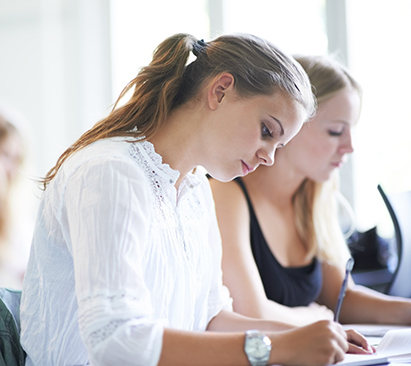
[53,138,151,199]
[63,138,131,165]
[209,178,250,228]
[62,138,144,178]
[209,178,246,208]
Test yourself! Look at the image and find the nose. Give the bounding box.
[257,145,275,166]
[340,131,354,154]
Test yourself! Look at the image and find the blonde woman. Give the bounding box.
[211,55,411,327]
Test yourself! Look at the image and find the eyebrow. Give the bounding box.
[328,120,353,127]
[269,115,284,136]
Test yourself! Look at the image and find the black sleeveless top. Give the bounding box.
[235,178,322,307]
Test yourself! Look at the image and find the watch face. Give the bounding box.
[245,336,271,360]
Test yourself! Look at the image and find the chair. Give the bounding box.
[350,185,399,292]
[351,184,411,296]
[0,288,26,366]
[378,185,411,298]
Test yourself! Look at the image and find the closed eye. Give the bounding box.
[329,130,343,136]
[261,123,273,139]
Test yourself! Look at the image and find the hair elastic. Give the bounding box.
[192,39,207,57]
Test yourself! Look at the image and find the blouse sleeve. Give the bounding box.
[64,155,164,366]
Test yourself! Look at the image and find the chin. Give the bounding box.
[309,174,331,183]
[207,170,237,183]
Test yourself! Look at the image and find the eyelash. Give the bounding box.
[261,123,273,139]
[329,130,343,136]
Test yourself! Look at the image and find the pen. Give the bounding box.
[333,257,355,323]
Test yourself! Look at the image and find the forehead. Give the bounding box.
[265,91,308,143]
[253,91,307,118]
[317,89,360,117]
[315,89,361,125]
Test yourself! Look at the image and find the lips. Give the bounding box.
[331,161,343,168]
[241,161,255,175]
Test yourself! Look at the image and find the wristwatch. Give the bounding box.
[244,330,272,366]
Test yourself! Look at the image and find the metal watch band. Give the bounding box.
[244,330,271,366]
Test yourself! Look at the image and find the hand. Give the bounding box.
[284,303,334,327]
[270,320,348,366]
[306,302,335,321]
[346,329,376,354]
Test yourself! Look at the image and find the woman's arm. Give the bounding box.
[317,261,411,325]
[209,179,333,326]
[159,315,351,366]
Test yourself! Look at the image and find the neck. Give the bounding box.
[244,156,306,207]
[148,104,206,189]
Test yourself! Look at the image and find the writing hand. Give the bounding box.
[271,320,348,365]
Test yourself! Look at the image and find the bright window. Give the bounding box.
[222,0,327,56]
[347,0,411,232]
[110,0,209,100]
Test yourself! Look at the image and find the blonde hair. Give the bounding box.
[293,55,361,265]
[42,33,315,189]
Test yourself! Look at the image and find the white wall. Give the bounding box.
[0,0,113,178]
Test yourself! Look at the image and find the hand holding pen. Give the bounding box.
[331,257,376,354]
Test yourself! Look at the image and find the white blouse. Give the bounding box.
[20,137,232,366]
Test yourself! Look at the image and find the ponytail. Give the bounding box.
[42,34,198,188]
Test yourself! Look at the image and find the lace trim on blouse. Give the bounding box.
[88,319,128,348]
[79,293,142,349]
[130,140,180,185]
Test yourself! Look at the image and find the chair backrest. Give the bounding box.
[0,288,25,366]
[378,184,411,298]
[0,288,22,332]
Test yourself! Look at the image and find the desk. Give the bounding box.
[343,323,411,338]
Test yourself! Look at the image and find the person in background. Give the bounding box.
[210,54,411,327]
[0,112,31,289]
[20,34,371,366]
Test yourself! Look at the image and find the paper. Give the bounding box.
[336,353,388,366]
[336,328,411,366]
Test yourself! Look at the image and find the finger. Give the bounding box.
[346,330,373,353]
[347,342,374,354]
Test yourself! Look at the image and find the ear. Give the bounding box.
[207,73,235,110]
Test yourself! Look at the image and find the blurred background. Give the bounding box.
[0,0,410,279]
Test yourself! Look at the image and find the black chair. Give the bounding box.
[378,184,411,298]
[351,184,411,296]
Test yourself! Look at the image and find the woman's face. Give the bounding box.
[279,88,361,182]
[205,90,307,182]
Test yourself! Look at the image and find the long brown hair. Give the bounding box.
[293,55,361,264]
[42,33,316,189]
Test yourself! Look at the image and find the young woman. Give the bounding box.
[210,55,411,328]
[20,36,371,366]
